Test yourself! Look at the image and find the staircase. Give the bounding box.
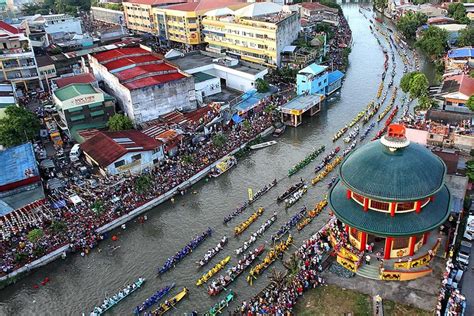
[356,263,380,280]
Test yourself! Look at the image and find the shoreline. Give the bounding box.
[0,126,275,289]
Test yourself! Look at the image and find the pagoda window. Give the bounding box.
[392,237,409,250]
[396,201,415,212]
[369,199,390,211]
[352,192,365,205]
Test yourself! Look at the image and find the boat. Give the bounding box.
[197,236,228,267]
[284,185,308,209]
[210,156,237,178]
[332,126,349,142]
[311,156,342,185]
[342,141,357,157]
[234,208,264,236]
[250,140,277,150]
[248,179,277,205]
[315,147,340,172]
[133,283,174,315]
[208,245,265,296]
[157,228,212,275]
[90,278,145,316]
[150,287,188,316]
[272,122,286,137]
[204,290,235,316]
[277,180,305,203]
[196,256,231,286]
[235,214,276,255]
[288,145,325,176]
[360,122,376,141]
[327,176,338,189]
[271,207,307,242]
[296,198,328,231]
[223,202,248,224]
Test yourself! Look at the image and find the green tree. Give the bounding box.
[396,12,428,40]
[107,114,134,131]
[448,3,470,24]
[416,26,449,58]
[212,133,227,148]
[409,73,429,99]
[319,0,342,14]
[255,78,269,93]
[242,120,251,131]
[466,95,474,111]
[135,175,152,194]
[457,26,474,47]
[27,228,44,243]
[181,154,194,165]
[0,106,40,147]
[50,221,67,233]
[400,72,418,93]
[91,200,105,214]
[416,95,434,111]
[374,0,388,12]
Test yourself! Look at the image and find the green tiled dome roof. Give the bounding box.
[329,180,451,236]
[339,140,446,201]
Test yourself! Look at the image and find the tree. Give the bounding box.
[107,114,134,131]
[27,228,44,243]
[400,72,419,93]
[457,26,474,47]
[0,106,40,147]
[396,12,428,40]
[91,200,105,214]
[135,175,152,194]
[242,120,252,131]
[50,221,67,233]
[409,73,429,99]
[416,95,434,111]
[374,0,388,12]
[448,3,470,24]
[416,26,449,58]
[467,95,474,111]
[212,133,227,148]
[255,78,270,93]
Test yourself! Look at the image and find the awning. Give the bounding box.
[51,200,66,209]
[232,114,243,124]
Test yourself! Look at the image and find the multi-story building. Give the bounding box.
[153,0,246,47]
[299,2,339,24]
[202,3,300,67]
[123,0,186,34]
[438,74,474,114]
[296,63,328,96]
[89,46,196,124]
[0,21,43,93]
[445,47,474,72]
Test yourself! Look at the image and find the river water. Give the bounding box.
[0,4,431,316]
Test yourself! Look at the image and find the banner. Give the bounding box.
[248,188,253,202]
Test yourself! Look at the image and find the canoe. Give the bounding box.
[197,236,228,267]
[205,290,235,316]
[133,283,174,314]
[277,180,305,202]
[250,140,277,150]
[150,287,188,316]
[234,208,264,236]
[197,256,231,286]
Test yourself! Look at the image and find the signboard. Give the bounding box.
[71,95,97,106]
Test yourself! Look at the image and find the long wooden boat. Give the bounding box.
[296,198,328,231]
[311,156,342,185]
[204,290,235,316]
[133,283,174,315]
[288,145,325,176]
[248,179,277,205]
[250,140,277,150]
[90,277,145,316]
[235,215,276,255]
[150,287,188,316]
[272,207,307,242]
[197,236,228,267]
[284,186,308,209]
[277,180,305,203]
[208,245,265,296]
[234,208,264,236]
[314,147,340,173]
[196,256,231,286]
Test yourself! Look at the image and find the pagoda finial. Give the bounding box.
[381,124,410,151]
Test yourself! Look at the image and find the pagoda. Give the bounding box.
[328,124,451,281]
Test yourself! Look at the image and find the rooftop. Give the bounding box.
[0,143,39,188]
[54,83,98,101]
[234,2,283,17]
[123,0,186,6]
[299,63,328,76]
[339,139,447,201]
[300,2,338,13]
[164,0,246,13]
[0,21,21,35]
[80,130,161,167]
[447,47,474,59]
[55,73,97,88]
[440,74,474,99]
[328,70,344,85]
[193,71,216,83]
[435,24,467,32]
[280,94,322,113]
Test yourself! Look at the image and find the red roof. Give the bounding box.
[115,63,177,81]
[165,0,245,12]
[124,72,185,89]
[103,55,159,71]
[55,73,97,88]
[445,74,474,97]
[0,21,20,34]
[80,130,161,167]
[124,0,186,6]
[93,47,150,63]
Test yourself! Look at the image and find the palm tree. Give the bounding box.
[269,269,286,289]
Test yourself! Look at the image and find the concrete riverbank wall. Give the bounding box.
[0,126,274,286]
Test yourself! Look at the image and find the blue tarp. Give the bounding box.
[0,142,38,187]
[328,70,345,85]
[448,48,474,59]
[51,200,67,209]
[232,114,243,124]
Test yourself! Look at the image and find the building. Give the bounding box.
[52,83,116,142]
[53,72,98,89]
[153,0,246,47]
[0,83,16,118]
[464,3,474,21]
[434,24,468,44]
[280,45,320,70]
[299,2,339,24]
[91,6,126,25]
[81,130,164,175]
[0,21,43,93]
[89,46,196,124]
[329,124,450,280]
[396,3,447,19]
[445,47,474,72]
[123,0,186,34]
[296,63,328,96]
[36,55,57,88]
[326,69,344,95]
[438,74,474,113]
[202,3,300,67]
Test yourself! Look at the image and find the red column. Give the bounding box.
[346,189,352,199]
[423,232,429,245]
[408,236,416,256]
[359,231,367,252]
[345,225,350,233]
[363,198,369,211]
[384,237,393,259]
[390,202,396,217]
[415,200,421,213]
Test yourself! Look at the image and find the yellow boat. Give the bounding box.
[152,287,188,316]
[234,208,264,236]
[196,256,231,286]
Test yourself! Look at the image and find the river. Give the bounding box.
[0,4,432,315]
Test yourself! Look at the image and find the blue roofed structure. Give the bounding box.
[447,47,474,59]
[327,70,345,95]
[299,63,328,76]
[297,63,329,96]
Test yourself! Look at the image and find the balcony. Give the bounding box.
[6,70,39,80]
[0,47,33,59]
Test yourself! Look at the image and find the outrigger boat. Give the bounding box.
[235,214,276,255]
[197,236,228,267]
[250,140,277,150]
[90,277,145,316]
[288,145,325,176]
[208,245,265,296]
[272,207,306,242]
[150,287,188,316]
[196,256,231,286]
[204,290,235,316]
[284,185,308,209]
[297,198,328,231]
[133,283,174,315]
[277,180,305,203]
[210,156,237,178]
[234,207,264,236]
[157,228,212,275]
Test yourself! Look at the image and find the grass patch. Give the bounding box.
[383,299,432,316]
[294,284,372,316]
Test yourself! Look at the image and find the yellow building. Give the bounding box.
[153,0,247,46]
[123,0,186,34]
[202,3,300,67]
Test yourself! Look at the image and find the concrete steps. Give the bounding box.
[356,263,380,280]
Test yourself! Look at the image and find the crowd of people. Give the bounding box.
[436,257,467,316]
[327,11,352,71]
[0,102,281,276]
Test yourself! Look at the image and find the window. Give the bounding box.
[90,110,105,117]
[370,200,390,211]
[131,153,141,161]
[114,160,125,168]
[70,114,85,122]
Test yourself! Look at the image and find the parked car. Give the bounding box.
[43,104,56,113]
[457,243,471,266]
[69,144,81,162]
